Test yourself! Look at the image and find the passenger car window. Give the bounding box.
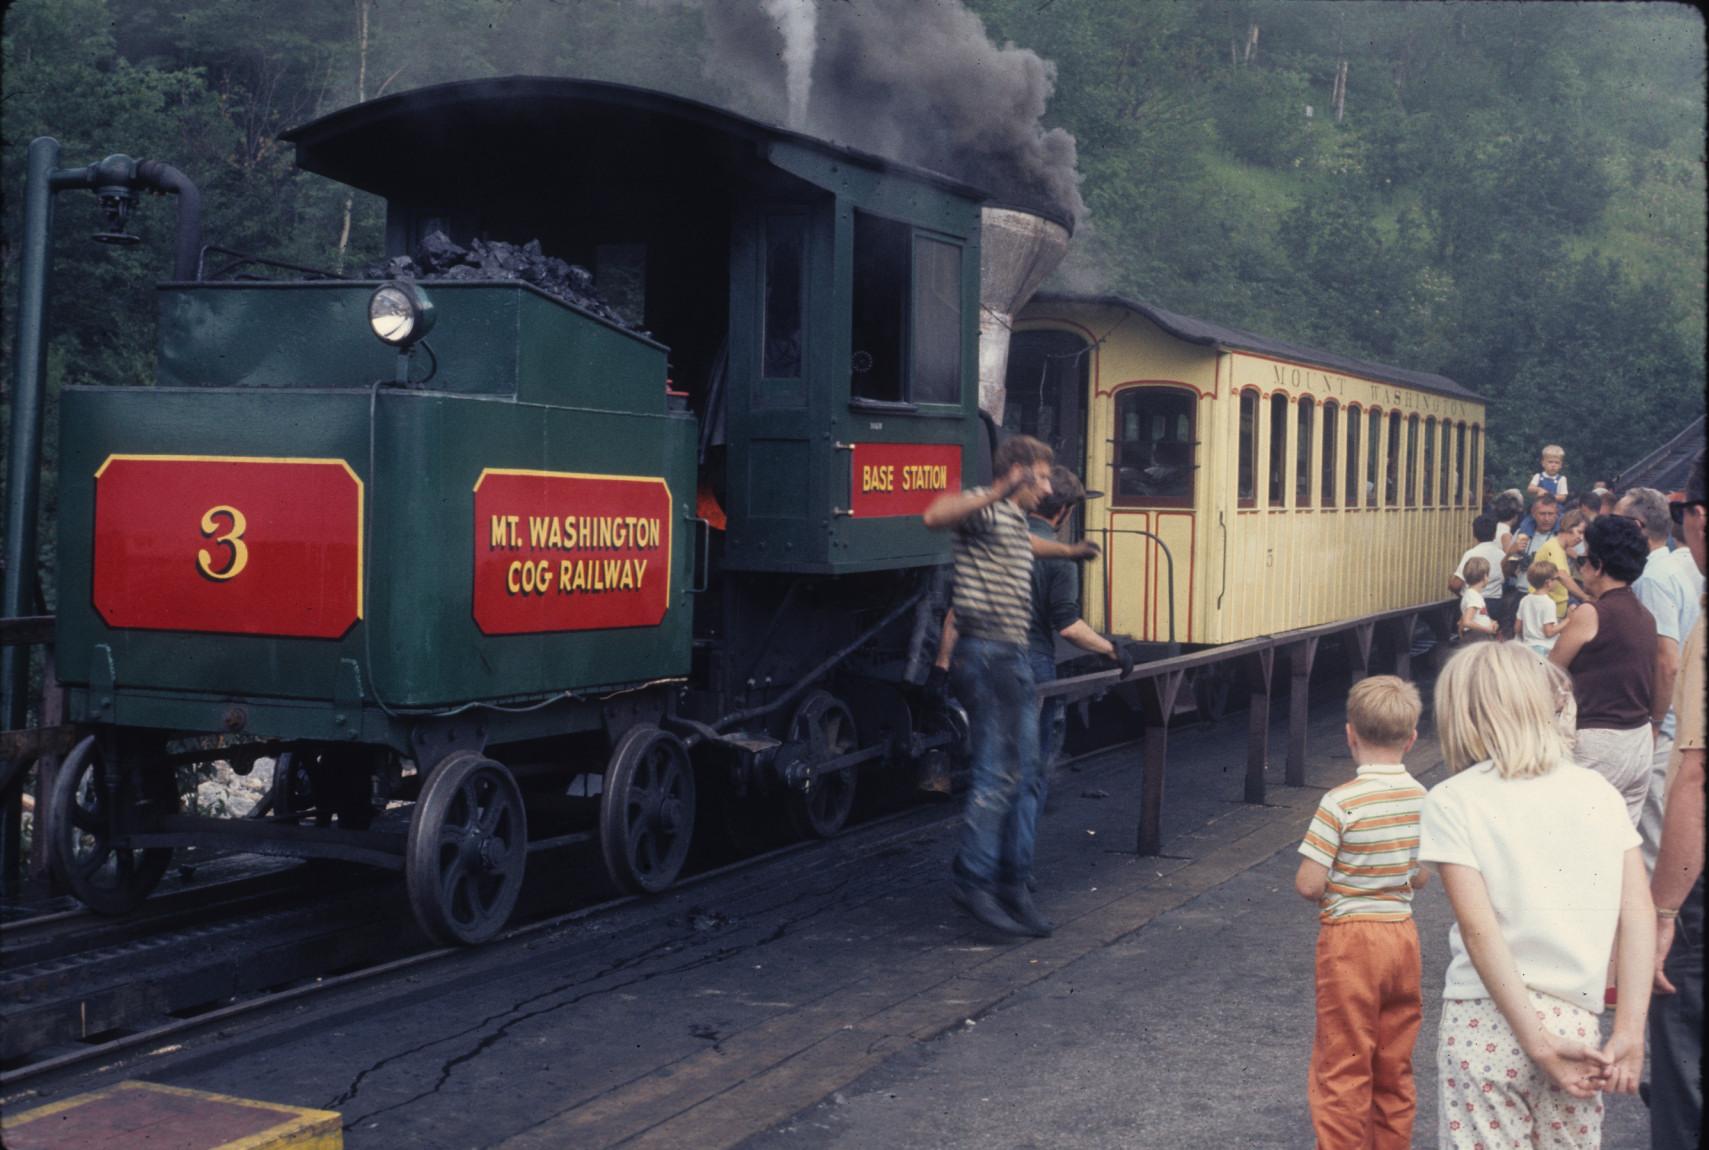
[1405,414,1419,506]
[1269,393,1288,508]
[1115,388,1195,506]
[1366,408,1382,507]
[1295,396,1314,507]
[1238,390,1258,507]
[1385,411,1402,506]
[1422,417,1435,506]
[1344,404,1361,508]
[1321,400,1338,507]
[1455,422,1467,505]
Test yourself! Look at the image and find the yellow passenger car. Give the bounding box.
[1002,293,1486,646]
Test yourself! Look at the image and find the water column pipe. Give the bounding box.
[2,138,200,879]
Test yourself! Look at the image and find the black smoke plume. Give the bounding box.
[698,0,1084,226]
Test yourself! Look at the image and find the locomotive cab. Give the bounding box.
[42,78,1005,944]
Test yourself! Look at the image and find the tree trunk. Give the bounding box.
[1243,23,1260,66]
[336,0,372,272]
[1333,60,1348,122]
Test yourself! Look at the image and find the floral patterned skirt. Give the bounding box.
[1436,991,1605,1149]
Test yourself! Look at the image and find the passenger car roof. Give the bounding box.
[1031,291,1482,404]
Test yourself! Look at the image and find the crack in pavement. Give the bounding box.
[334,868,876,1131]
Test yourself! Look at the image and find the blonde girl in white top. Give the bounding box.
[1419,642,1652,1149]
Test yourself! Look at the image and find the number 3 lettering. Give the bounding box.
[197,505,249,581]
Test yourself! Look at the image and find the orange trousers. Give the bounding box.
[1308,918,1423,1150]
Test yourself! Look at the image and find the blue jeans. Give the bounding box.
[950,636,1040,890]
[1650,875,1702,1149]
[1011,650,1064,882]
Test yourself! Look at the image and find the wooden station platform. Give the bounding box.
[1,1081,340,1150]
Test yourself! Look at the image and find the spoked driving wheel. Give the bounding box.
[786,691,860,839]
[600,725,695,895]
[406,752,527,946]
[48,735,176,915]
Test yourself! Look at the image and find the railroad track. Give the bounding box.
[0,797,976,1087]
[0,728,1150,1090]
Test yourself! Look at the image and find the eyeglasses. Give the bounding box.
[1670,500,1704,526]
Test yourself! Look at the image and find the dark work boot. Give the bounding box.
[951,880,1029,937]
[998,884,1055,938]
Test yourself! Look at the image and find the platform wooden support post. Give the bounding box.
[1348,622,1376,684]
[1392,612,1419,680]
[1285,637,1321,787]
[1137,669,1184,857]
[1244,648,1275,805]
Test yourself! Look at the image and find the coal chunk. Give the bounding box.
[366,230,643,333]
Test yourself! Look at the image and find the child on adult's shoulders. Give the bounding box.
[1527,444,1569,500]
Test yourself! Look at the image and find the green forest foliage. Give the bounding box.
[4,0,1703,544]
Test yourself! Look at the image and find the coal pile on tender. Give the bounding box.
[368,232,644,334]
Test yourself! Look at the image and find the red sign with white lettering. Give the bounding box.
[848,442,962,518]
[472,469,673,635]
[92,456,363,639]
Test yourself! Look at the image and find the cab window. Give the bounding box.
[848,212,965,407]
[911,237,963,405]
[850,211,907,402]
[1115,388,1195,506]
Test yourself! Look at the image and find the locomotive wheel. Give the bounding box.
[600,725,695,895]
[405,752,527,946]
[48,736,175,915]
[785,691,859,839]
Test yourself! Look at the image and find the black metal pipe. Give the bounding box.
[135,160,203,282]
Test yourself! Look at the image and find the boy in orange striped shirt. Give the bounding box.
[1294,676,1430,1150]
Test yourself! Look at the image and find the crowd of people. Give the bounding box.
[921,439,1703,1150]
[1308,445,1705,1149]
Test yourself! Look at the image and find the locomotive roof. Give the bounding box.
[281,75,990,207]
[1032,291,1483,404]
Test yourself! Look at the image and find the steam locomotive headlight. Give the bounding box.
[368,281,435,346]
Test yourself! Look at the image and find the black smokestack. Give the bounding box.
[699,0,1084,226]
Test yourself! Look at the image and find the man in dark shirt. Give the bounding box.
[1017,466,1129,892]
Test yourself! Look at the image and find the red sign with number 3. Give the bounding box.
[92,455,363,639]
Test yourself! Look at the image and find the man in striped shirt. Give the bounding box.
[1294,676,1430,1150]
[924,434,1097,937]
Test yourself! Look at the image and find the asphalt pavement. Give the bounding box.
[741,687,1654,1150]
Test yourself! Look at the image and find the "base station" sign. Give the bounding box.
[847,442,963,518]
[472,469,673,635]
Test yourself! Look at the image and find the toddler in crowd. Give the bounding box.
[1456,556,1499,639]
[1517,559,1567,656]
[1296,676,1429,1150]
[1527,444,1569,499]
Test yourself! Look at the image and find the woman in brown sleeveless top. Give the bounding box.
[1549,515,1658,823]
